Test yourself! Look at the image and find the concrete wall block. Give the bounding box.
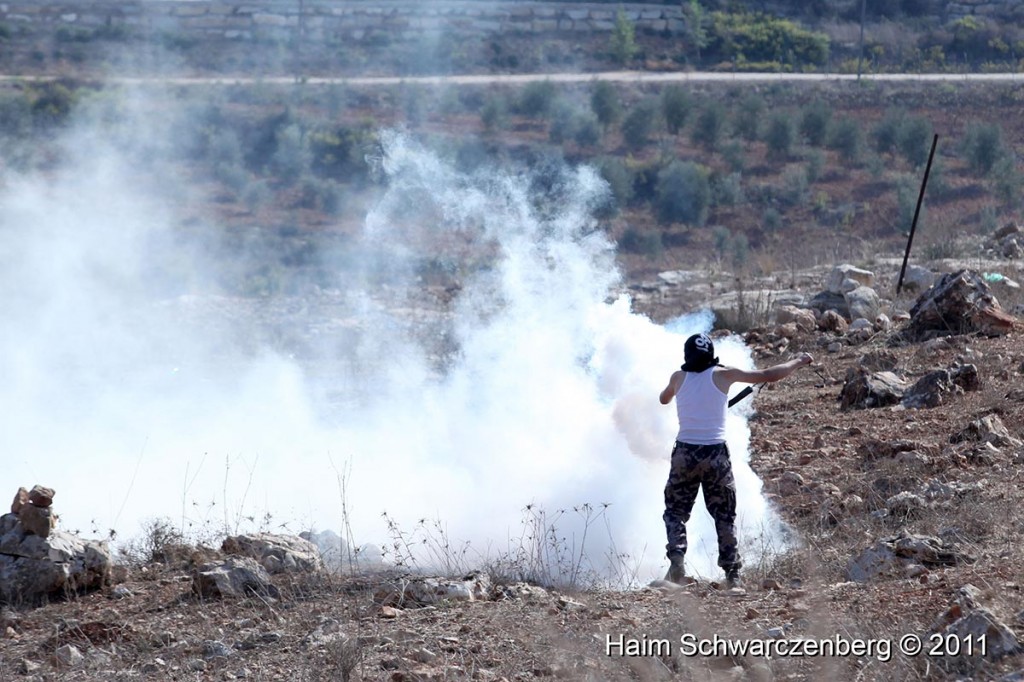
[173,5,208,17]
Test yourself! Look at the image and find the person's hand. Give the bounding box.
[797,352,814,366]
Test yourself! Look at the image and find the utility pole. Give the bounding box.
[856,0,866,81]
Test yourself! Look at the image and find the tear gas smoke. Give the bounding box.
[0,98,788,581]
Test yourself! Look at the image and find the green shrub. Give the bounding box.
[621,97,659,150]
[733,94,763,142]
[731,231,750,269]
[991,156,1022,207]
[712,225,732,261]
[242,179,273,211]
[722,139,746,173]
[610,9,639,65]
[308,125,372,184]
[894,172,922,229]
[28,82,77,128]
[573,113,602,147]
[481,94,508,134]
[762,207,783,233]
[872,109,903,155]
[712,171,745,207]
[706,12,829,68]
[805,148,825,183]
[692,100,726,151]
[655,160,711,226]
[799,100,831,147]
[661,85,692,136]
[896,116,934,167]
[590,81,621,131]
[517,80,557,119]
[619,226,663,258]
[828,117,862,165]
[779,166,809,207]
[271,123,312,180]
[297,176,345,214]
[962,122,1005,175]
[595,157,634,217]
[764,111,796,160]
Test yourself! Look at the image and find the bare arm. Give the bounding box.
[715,352,814,390]
[659,370,685,405]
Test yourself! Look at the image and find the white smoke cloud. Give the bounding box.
[0,102,787,583]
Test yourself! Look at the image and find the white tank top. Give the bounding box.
[675,368,728,445]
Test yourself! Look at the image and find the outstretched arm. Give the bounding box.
[716,352,813,388]
[659,370,685,405]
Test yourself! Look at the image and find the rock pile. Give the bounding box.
[986,222,1023,259]
[10,485,56,538]
[1,486,111,605]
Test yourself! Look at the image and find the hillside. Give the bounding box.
[2,295,1023,681]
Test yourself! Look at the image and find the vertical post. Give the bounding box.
[857,0,866,81]
[897,134,939,296]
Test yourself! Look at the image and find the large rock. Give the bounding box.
[826,264,875,294]
[951,414,1022,448]
[847,532,973,582]
[807,291,850,318]
[27,486,54,508]
[221,533,323,574]
[0,513,111,605]
[839,368,906,410]
[901,264,938,293]
[902,364,981,409]
[774,305,816,332]
[943,609,1020,661]
[845,286,881,322]
[17,505,54,538]
[374,573,493,608]
[10,488,28,515]
[907,270,1016,339]
[192,557,279,600]
[818,309,848,333]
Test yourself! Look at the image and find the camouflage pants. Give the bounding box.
[663,441,741,572]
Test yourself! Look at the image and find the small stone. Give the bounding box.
[410,648,438,664]
[19,660,41,674]
[5,626,16,639]
[766,626,785,637]
[380,606,403,619]
[189,658,208,671]
[827,342,843,353]
[745,607,761,619]
[110,585,133,600]
[28,485,55,508]
[56,644,84,667]
[10,488,28,514]
[202,640,232,658]
[762,579,782,590]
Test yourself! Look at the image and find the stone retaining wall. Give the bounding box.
[0,1,687,43]
[0,1,1018,45]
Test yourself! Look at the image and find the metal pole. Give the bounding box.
[896,133,939,296]
[857,0,866,81]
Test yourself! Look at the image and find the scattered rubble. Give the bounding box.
[374,573,493,607]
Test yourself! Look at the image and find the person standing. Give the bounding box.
[659,333,813,587]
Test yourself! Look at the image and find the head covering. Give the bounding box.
[680,333,720,373]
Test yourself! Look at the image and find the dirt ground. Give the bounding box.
[2,300,1023,681]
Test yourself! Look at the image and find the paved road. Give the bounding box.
[2,69,1023,86]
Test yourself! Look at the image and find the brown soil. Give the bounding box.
[3,321,1023,681]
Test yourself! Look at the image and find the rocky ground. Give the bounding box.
[2,262,1024,682]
